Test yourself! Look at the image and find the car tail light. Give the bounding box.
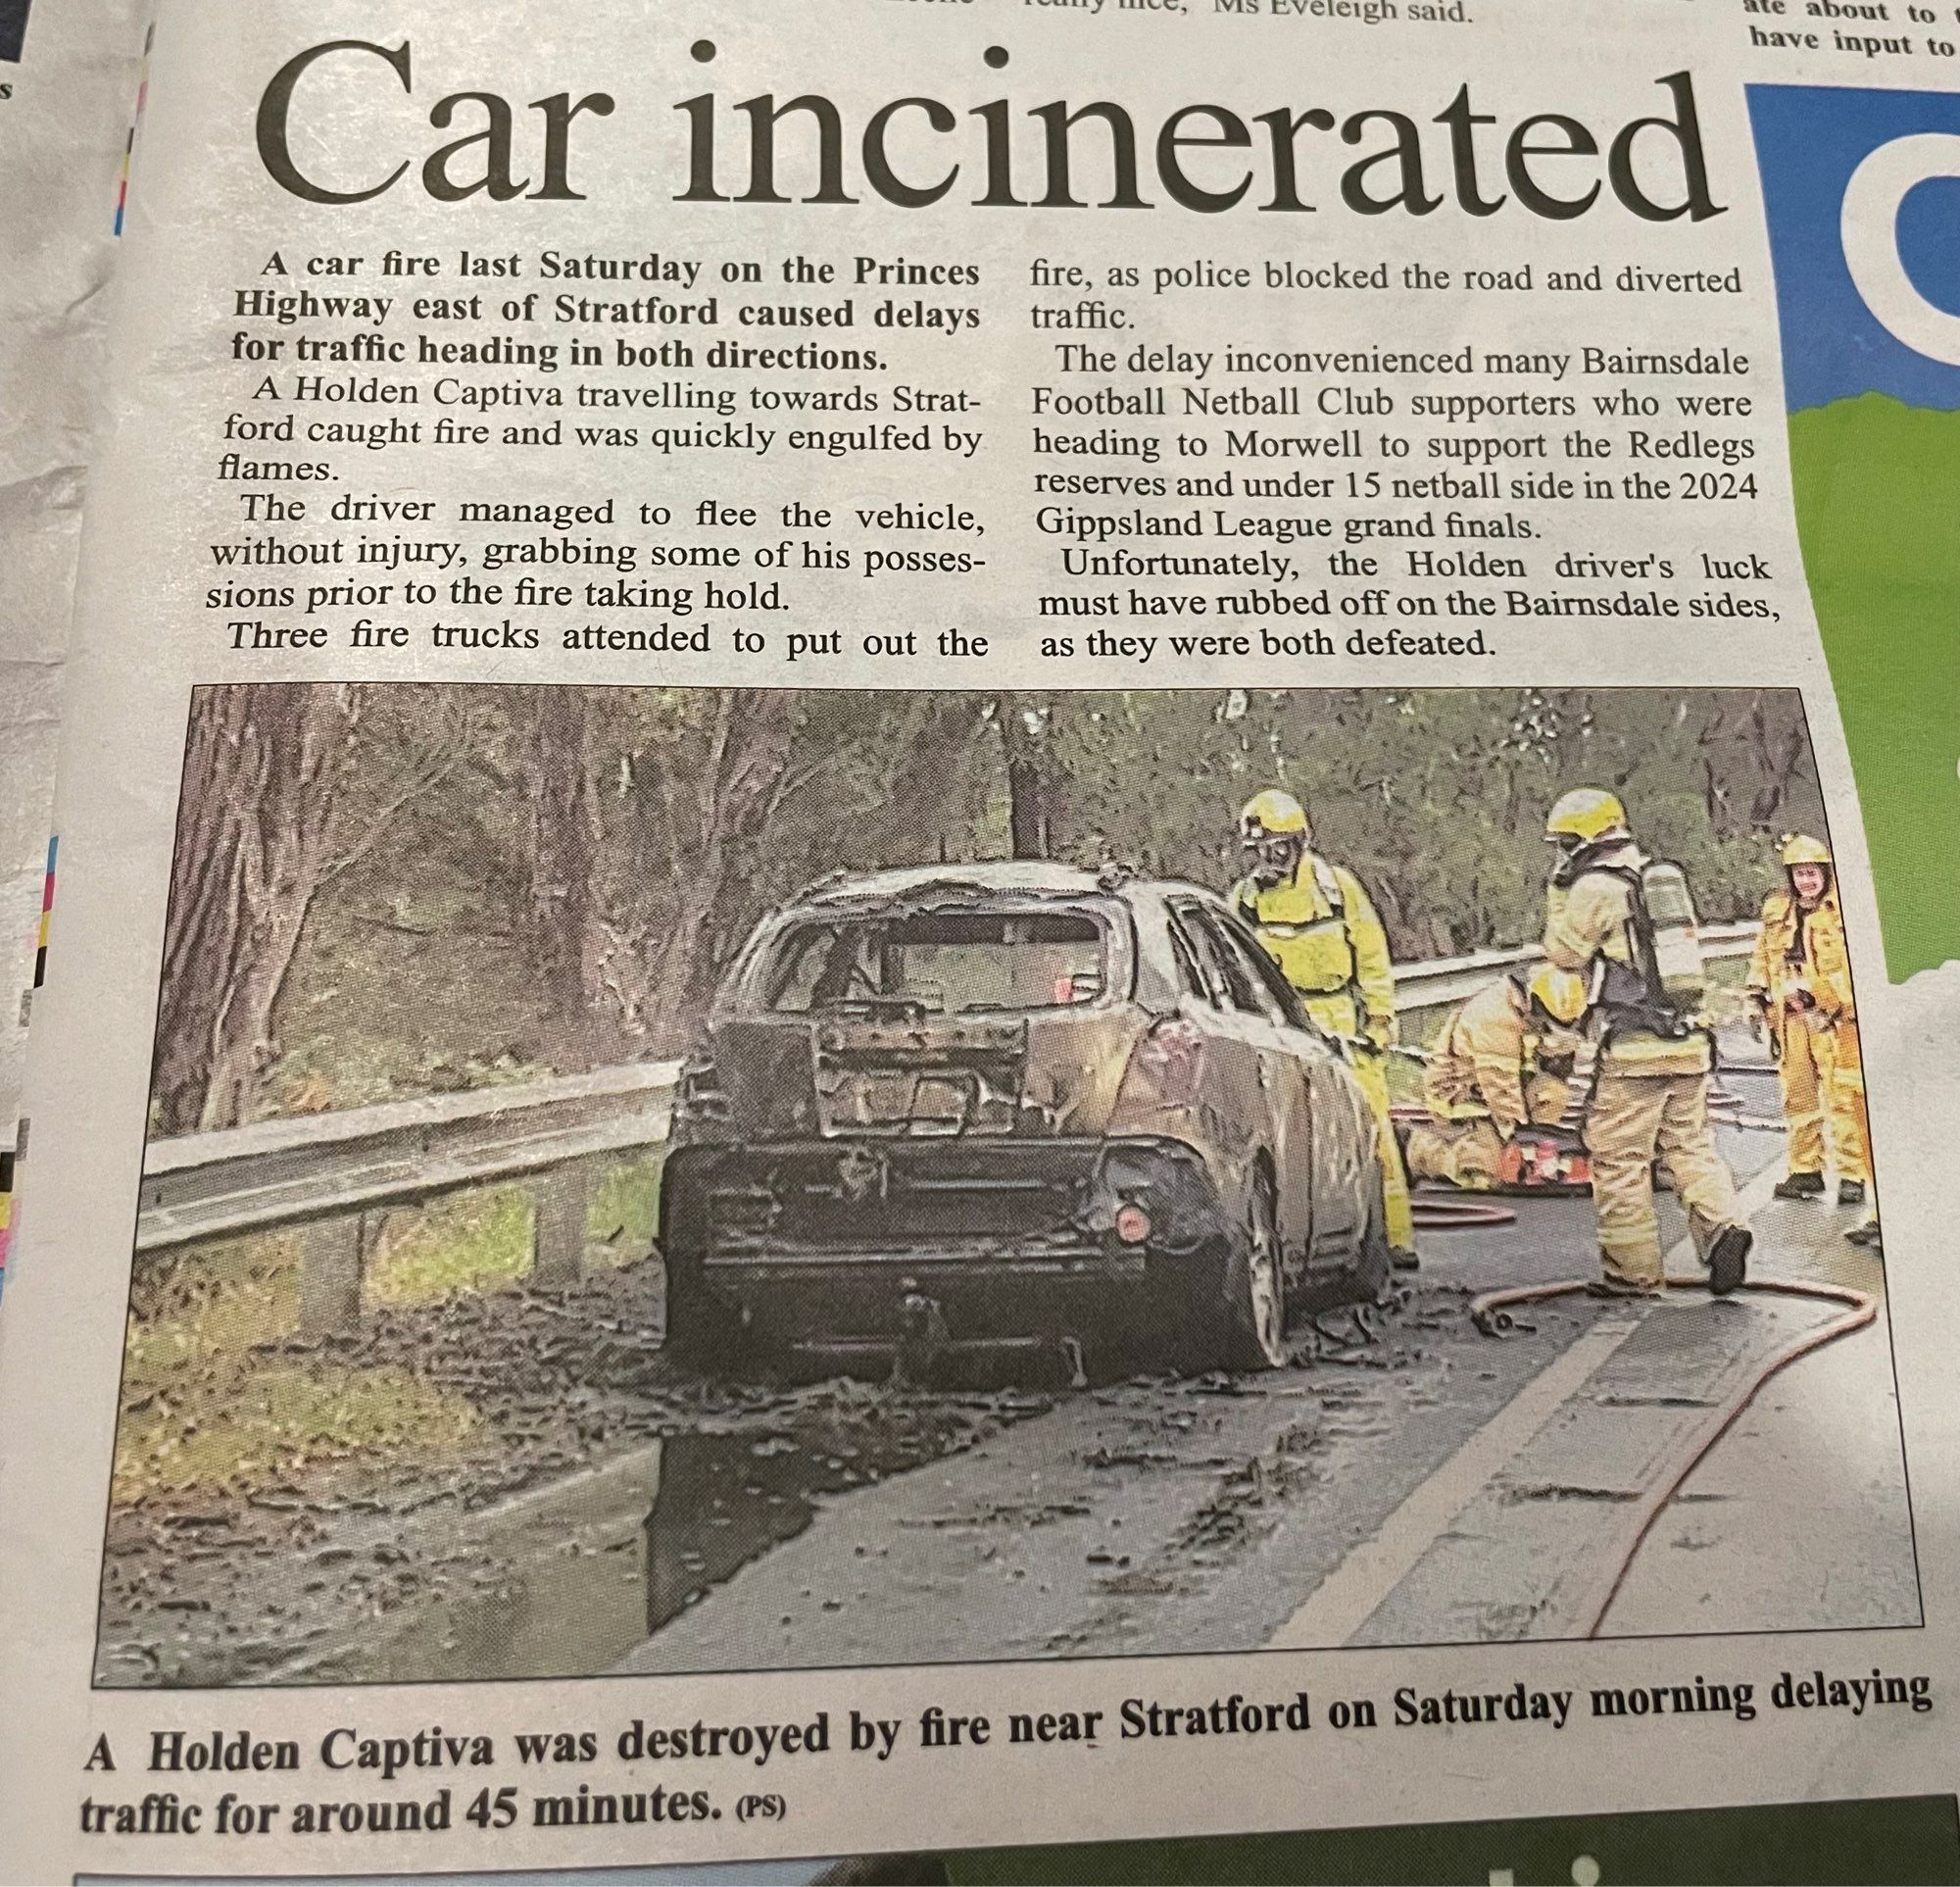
[676,1043,731,1132]
[1109,1015,1205,1130]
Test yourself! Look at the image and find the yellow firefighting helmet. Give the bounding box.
[1780,833,1832,869]
[1544,787,1629,847]
[1240,789,1310,847]
[1525,964,1588,1026]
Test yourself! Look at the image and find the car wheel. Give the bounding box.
[1216,1166,1288,1372]
[1343,1181,1393,1307]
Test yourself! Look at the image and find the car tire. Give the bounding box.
[1214,1165,1288,1372]
[1344,1182,1393,1307]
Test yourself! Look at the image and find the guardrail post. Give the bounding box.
[531,1160,596,1290]
[300,1213,369,1337]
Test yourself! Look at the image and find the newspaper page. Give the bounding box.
[1,0,1957,1878]
[0,0,149,1256]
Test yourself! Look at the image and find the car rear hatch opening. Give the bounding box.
[745,903,1121,1139]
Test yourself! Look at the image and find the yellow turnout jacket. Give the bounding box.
[1543,841,1711,1075]
[1747,885,1855,1025]
[1423,975,1571,1140]
[1230,853,1397,1049]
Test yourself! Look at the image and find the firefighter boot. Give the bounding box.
[1707,1223,1752,1297]
[1652,1072,1749,1295]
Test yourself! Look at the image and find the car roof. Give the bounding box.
[788,862,1217,911]
[722,866,1254,1017]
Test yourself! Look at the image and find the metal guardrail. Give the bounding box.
[137,1063,679,1254]
[136,1063,679,1333]
[133,924,1759,1333]
[1393,919,1759,1012]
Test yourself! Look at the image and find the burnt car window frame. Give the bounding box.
[762,921,876,1011]
[1167,897,1262,1018]
[1161,905,1215,1007]
[1209,904,1317,1034]
[1186,904,1292,1025]
[748,895,1128,1018]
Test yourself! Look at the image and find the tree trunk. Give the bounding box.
[996,694,1051,860]
[638,689,797,1048]
[1744,690,1806,829]
[153,685,361,1135]
[524,689,600,1024]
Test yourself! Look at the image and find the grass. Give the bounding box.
[365,1188,535,1307]
[365,1159,662,1306]
[113,1363,477,1508]
[116,1234,481,1508]
[125,1234,302,1382]
[590,1159,664,1268]
[112,1156,663,1508]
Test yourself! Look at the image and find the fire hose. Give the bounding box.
[1411,1197,1517,1229]
[1392,1021,1874,1629]
[1466,1272,1880,1637]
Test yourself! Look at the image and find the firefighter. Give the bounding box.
[1745,834,1873,1215]
[1232,789,1417,1268]
[1542,788,1753,1298]
[1404,965,1588,1191]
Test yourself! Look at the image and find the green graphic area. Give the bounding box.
[1788,394,1960,982]
[944,1793,1960,1886]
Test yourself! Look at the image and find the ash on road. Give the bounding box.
[95,1063,1917,1687]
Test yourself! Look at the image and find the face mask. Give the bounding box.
[1547,835,1587,885]
[1246,835,1298,887]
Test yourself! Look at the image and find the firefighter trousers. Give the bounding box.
[1828,1017,1871,1188]
[1774,1014,1871,1184]
[1586,1071,1743,1290]
[1349,1047,1415,1253]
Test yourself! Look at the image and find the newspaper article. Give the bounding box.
[2,0,1957,1878]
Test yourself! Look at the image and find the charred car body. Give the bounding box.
[659,864,1390,1376]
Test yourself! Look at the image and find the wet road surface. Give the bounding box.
[98,1056,1919,1685]
[612,1058,1914,1673]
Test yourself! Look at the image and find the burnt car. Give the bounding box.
[659,864,1390,1377]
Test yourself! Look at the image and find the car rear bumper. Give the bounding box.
[661,1134,1229,1349]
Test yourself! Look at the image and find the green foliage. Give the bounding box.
[114,1362,477,1507]
[366,1188,536,1308]
[1789,395,1960,982]
[125,1236,302,1379]
[115,1162,662,1509]
[991,688,1819,959]
[591,1159,663,1265]
[267,686,1822,1104]
[361,1164,662,1305]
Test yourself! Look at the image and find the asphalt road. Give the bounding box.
[612,1056,1918,1676]
[109,1048,1913,1689]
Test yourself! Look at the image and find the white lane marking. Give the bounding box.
[1269,1157,1794,1651]
[1267,1310,1640,1650]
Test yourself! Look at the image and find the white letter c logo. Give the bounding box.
[1842,132,1960,366]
